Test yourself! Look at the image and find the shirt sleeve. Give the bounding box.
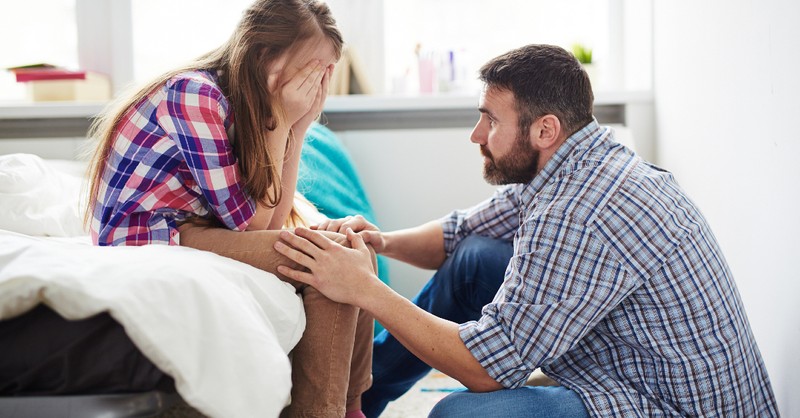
[157,75,255,231]
[440,185,521,256]
[458,212,642,388]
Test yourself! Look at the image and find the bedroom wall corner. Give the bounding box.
[653,0,800,414]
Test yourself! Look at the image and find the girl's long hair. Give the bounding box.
[84,0,342,228]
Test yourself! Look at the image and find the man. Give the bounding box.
[274,44,779,417]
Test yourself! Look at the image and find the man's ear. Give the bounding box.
[530,115,562,149]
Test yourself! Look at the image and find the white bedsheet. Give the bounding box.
[0,153,319,416]
[0,230,305,417]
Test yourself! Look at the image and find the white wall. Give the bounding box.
[325,0,385,94]
[654,0,800,414]
[338,128,497,298]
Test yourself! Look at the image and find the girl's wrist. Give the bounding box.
[292,120,311,134]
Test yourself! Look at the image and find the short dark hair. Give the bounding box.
[479,44,594,138]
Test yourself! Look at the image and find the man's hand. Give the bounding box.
[274,227,502,393]
[312,215,386,253]
[274,227,380,306]
[316,229,350,248]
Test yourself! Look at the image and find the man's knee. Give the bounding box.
[446,235,512,298]
[428,391,474,418]
[446,235,511,278]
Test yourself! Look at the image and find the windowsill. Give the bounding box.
[0,90,653,138]
[0,90,653,119]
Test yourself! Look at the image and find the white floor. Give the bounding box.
[381,370,464,418]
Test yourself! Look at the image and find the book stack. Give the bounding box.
[8,64,111,102]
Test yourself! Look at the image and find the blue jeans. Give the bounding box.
[428,386,590,418]
[362,235,514,417]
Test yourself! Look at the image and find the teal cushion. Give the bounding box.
[298,123,390,287]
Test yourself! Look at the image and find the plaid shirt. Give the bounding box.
[91,70,255,246]
[445,121,778,417]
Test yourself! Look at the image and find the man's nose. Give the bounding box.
[470,122,485,145]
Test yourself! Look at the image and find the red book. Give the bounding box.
[12,68,87,83]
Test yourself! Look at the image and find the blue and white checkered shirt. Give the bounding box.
[444,120,778,417]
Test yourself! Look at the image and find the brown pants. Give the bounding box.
[178,223,373,418]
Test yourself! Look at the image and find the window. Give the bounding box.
[130,0,252,82]
[0,0,651,102]
[382,0,612,94]
[0,0,78,101]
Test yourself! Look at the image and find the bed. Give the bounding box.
[0,123,386,417]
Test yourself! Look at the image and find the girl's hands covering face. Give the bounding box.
[291,63,333,132]
[268,60,327,129]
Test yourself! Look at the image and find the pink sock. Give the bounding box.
[344,410,366,418]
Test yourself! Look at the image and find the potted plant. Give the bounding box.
[572,43,597,87]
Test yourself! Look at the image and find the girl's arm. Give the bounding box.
[248,61,330,230]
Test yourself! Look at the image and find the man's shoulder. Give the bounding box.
[540,140,690,227]
[535,143,638,220]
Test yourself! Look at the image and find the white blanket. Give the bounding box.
[0,154,309,417]
[0,230,305,417]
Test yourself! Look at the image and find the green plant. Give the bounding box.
[572,44,593,65]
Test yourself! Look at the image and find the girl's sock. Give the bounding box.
[344,410,366,418]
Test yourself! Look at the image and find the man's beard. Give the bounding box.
[481,134,539,185]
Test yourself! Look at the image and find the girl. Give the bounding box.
[85,1,372,417]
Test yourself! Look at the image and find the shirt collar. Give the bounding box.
[517,118,608,205]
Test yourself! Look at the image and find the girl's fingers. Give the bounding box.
[320,66,331,97]
[312,68,329,114]
[286,60,320,92]
[300,60,321,85]
[339,215,367,233]
[299,64,324,95]
[337,217,355,234]
[324,217,346,232]
[300,70,324,104]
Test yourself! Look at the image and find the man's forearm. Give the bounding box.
[272,226,500,391]
[361,279,502,392]
[383,220,447,270]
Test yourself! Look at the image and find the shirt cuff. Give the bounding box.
[440,209,466,256]
[215,193,256,231]
[459,318,533,389]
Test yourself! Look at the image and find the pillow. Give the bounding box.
[299,123,390,286]
[0,153,88,236]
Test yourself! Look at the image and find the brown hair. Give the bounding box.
[479,44,594,140]
[84,0,342,227]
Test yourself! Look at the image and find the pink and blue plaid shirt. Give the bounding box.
[91,70,256,246]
